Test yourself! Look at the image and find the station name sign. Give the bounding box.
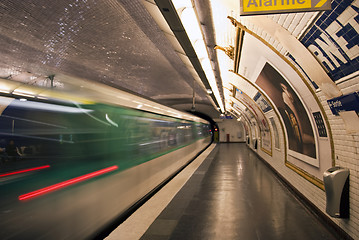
[327,92,359,116]
[240,0,331,16]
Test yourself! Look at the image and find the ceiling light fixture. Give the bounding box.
[172,0,224,113]
[0,81,13,94]
[12,89,35,98]
[0,88,10,94]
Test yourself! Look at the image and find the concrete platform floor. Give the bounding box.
[139,143,337,240]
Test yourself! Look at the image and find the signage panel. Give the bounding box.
[240,0,331,16]
[312,112,327,137]
[301,0,359,81]
[220,115,233,119]
[253,92,272,113]
[327,92,359,116]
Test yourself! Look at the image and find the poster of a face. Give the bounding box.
[255,63,316,158]
[235,89,271,154]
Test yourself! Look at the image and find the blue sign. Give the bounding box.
[253,92,272,113]
[301,0,359,81]
[327,92,359,116]
[220,115,233,119]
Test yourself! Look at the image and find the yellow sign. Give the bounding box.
[241,0,331,15]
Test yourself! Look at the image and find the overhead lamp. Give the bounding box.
[201,58,224,111]
[180,8,203,41]
[12,89,35,98]
[193,39,208,59]
[201,58,212,72]
[37,96,48,100]
[207,89,213,94]
[0,87,11,94]
[0,81,13,94]
[171,0,224,113]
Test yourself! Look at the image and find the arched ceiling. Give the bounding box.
[0,0,354,121]
[0,0,217,117]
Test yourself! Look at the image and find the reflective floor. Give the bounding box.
[140,143,337,240]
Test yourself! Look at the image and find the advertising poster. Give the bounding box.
[269,117,280,149]
[253,92,272,113]
[235,88,272,155]
[255,63,316,158]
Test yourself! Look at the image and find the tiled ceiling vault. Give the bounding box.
[0,0,357,120]
[0,0,217,117]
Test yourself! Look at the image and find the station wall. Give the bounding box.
[235,1,359,238]
[245,76,359,240]
[216,118,246,143]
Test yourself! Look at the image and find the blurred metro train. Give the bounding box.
[0,79,212,239]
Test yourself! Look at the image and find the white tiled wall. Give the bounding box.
[225,2,358,238]
[249,75,359,239]
[327,77,359,239]
[217,118,245,143]
[240,2,359,238]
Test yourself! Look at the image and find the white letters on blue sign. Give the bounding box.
[308,0,359,72]
[309,32,346,71]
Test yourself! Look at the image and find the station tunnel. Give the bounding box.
[0,0,358,239]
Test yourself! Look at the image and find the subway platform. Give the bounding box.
[106,143,338,240]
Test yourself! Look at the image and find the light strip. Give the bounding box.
[12,89,36,98]
[18,165,118,201]
[201,58,224,111]
[12,92,34,98]
[172,0,224,112]
[0,165,50,178]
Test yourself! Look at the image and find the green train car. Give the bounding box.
[0,90,212,239]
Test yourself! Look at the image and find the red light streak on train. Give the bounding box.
[19,165,118,201]
[0,165,50,178]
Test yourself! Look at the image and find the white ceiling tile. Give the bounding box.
[283,14,295,29]
[278,14,288,26]
[272,14,281,23]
